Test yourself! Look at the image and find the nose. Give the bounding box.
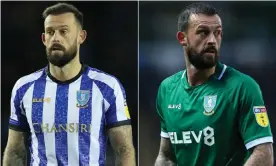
[52,31,61,43]
[207,33,216,45]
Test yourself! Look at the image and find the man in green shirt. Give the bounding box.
[155,3,273,166]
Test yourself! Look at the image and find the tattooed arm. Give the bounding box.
[3,129,27,166]
[108,125,136,166]
[244,143,274,166]
[155,138,176,166]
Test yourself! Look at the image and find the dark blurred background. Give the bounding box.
[139,1,276,165]
[1,1,137,165]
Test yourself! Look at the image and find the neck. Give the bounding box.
[49,55,82,82]
[185,56,216,87]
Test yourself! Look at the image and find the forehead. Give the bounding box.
[44,12,76,28]
[188,14,222,29]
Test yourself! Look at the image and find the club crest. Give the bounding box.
[76,90,90,108]
[203,95,217,116]
[253,106,269,127]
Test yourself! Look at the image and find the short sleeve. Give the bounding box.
[105,80,131,129]
[239,77,273,150]
[156,82,169,138]
[9,80,29,132]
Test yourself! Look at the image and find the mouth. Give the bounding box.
[51,47,63,51]
[204,49,216,55]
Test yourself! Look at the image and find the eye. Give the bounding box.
[60,29,68,35]
[46,30,54,35]
[198,30,209,37]
[214,30,222,37]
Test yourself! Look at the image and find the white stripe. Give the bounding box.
[245,136,273,150]
[87,70,117,89]
[23,84,40,166]
[10,84,19,121]
[87,70,116,111]
[67,78,82,166]
[114,82,128,121]
[89,82,103,165]
[218,64,227,80]
[160,131,169,138]
[104,99,110,112]
[10,70,44,122]
[87,70,126,117]
[181,70,186,79]
[16,70,44,89]
[43,81,58,166]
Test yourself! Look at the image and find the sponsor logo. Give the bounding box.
[124,100,130,119]
[32,123,92,133]
[168,126,215,146]
[168,104,182,110]
[32,97,51,103]
[253,106,269,127]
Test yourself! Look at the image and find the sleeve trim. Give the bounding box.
[245,136,273,150]
[9,119,20,125]
[106,119,131,129]
[160,131,169,138]
[9,124,28,132]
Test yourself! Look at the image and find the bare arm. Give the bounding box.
[155,137,176,166]
[3,129,27,166]
[108,125,136,166]
[244,143,274,166]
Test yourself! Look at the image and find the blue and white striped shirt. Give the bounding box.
[9,65,131,166]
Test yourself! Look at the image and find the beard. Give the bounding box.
[46,40,78,68]
[186,43,219,70]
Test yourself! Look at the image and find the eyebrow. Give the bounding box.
[45,25,69,30]
[197,24,222,29]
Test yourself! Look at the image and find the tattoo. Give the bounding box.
[3,135,26,166]
[155,138,176,166]
[244,143,273,166]
[108,125,136,166]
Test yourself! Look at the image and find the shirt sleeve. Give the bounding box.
[156,82,169,138]
[239,77,273,150]
[105,80,131,129]
[9,80,29,132]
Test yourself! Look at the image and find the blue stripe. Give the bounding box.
[88,67,126,100]
[31,76,47,166]
[98,102,106,166]
[10,82,34,129]
[55,84,69,166]
[94,80,117,125]
[9,119,20,125]
[79,75,93,165]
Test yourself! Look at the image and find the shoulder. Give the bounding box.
[13,68,46,92]
[11,68,46,101]
[158,70,184,96]
[85,66,124,91]
[159,70,184,89]
[224,65,261,91]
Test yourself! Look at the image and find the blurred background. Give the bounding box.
[139,1,276,165]
[1,1,137,165]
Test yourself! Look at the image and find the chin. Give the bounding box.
[51,53,64,57]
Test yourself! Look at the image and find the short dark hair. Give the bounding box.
[178,3,218,32]
[42,3,83,28]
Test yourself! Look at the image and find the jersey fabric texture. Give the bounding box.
[9,64,131,166]
[156,62,273,166]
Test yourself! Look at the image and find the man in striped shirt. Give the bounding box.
[3,3,135,166]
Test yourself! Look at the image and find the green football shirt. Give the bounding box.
[156,62,273,166]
